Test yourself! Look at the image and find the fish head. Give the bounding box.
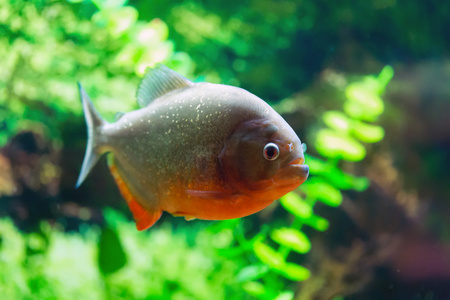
[219,116,309,201]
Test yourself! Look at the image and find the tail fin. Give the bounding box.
[76,83,108,188]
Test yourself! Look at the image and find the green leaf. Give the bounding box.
[303,214,330,232]
[98,226,127,275]
[323,111,351,133]
[305,154,369,191]
[352,121,385,143]
[377,65,394,91]
[218,231,266,257]
[344,84,384,121]
[274,291,295,300]
[270,228,311,254]
[242,281,266,296]
[236,264,269,282]
[135,41,174,75]
[114,44,140,67]
[253,241,285,270]
[109,7,138,36]
[26,232,48,255]
[323,111,385,143]
[315,129,366,161]
[136,19,170,44]
[305,155,330,174]
[92,7,138,37]
[91,0,128,10]
[279,193,312,219]
[301,178,343,207]
[278,263,310,281]
[352,176,370,192]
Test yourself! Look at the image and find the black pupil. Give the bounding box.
[266,147,275,158]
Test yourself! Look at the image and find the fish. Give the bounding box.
[76,64,309,230]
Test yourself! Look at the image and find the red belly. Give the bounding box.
[162,192,275,220]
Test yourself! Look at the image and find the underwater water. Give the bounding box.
[1,0,450,299]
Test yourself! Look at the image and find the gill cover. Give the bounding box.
[219,119,282,191]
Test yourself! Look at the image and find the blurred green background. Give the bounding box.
[1,0,450,299]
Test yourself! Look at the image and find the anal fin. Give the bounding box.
[108,157,162,231]
[128,199,162,231]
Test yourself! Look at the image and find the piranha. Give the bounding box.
[76,64,309,230]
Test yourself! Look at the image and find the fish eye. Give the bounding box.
[263,143,280,161]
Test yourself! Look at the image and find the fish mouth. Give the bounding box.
[285,155,309,180]
[289,157,305,166]
[259,155,309,198]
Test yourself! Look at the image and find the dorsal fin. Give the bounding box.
[137,64,193,107]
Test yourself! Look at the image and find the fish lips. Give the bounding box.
[276,156,309,186]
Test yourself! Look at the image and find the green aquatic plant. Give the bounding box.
[218,66,394,299]
[0,210,245,300]
[1,1,395,298]
[0,0,193,146]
